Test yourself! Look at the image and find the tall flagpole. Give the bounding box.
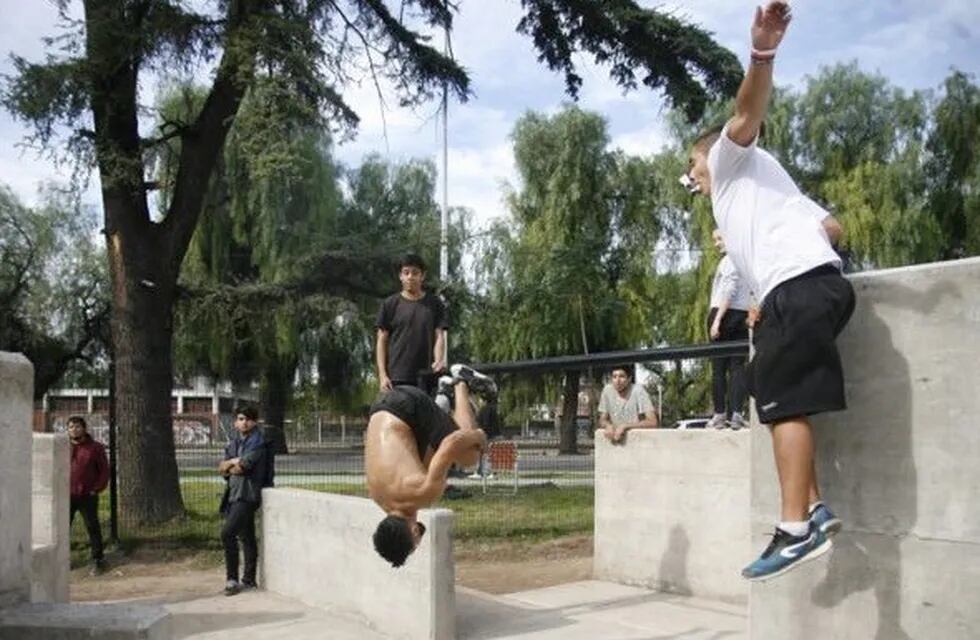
[439,7,450,365]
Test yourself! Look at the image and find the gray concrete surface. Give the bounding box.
[0,602,171,640]
[0,352,34,609]
[458,581,746,640]
[31,432,70,603]
[750,257,980,640]
[261,488,456,640]
[162,581,746,640]
[594,429,751,605]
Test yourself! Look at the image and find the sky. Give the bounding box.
[1,0,978,230]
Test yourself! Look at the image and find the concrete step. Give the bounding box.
[0,602,170,640]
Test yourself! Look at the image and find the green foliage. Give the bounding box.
[0,184,108,396]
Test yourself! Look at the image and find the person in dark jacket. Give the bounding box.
[218,404,269,596]
[67,415,110,575]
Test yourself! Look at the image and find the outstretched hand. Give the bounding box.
[752,1,792,51]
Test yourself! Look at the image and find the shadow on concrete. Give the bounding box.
[171,611,305,639]
[809,277,957,640]
[657,525,692,596]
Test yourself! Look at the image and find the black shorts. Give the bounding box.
[748,265,855,424]
[369,386,458,459]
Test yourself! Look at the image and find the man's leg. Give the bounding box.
[712,356,729,417]
[771,417,815,522]
[452,383,479,432]
[69,497,80,525]
[239,504,259,586]
[221,501,249,583]
[80,494,105,564]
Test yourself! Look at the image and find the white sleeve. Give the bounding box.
[635,387,655,417]
[708,123,758,189]
[798,195,831,222]
[717,258,740,304]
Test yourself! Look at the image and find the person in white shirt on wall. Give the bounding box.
[707,229,752,431]
[682,1,854,582]
[597,366,658,444]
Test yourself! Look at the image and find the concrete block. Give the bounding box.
[31,433,70,602]
[0,602,171,640]
[594,429,751,605]
[750,257,980,640]
[0,352,34,609]
[261,488,455,640]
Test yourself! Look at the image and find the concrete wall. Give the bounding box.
[31,433,70,603]
[594,429,751,605]
[750,257,980,640]
[261,488,456,640]
[0,353,34,608]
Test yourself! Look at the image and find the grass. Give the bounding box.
[70,480,593,567]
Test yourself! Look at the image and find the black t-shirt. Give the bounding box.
[375,291,448,384]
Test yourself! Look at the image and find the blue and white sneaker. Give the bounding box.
[449,364,497,400]
[741,521,832,581]
[809,502,842,537]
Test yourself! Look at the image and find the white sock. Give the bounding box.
[808,501,824,514]
[778,521,809,537]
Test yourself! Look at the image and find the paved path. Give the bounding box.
[166,581,746,640]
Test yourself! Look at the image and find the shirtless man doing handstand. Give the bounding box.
[366,364,496,567]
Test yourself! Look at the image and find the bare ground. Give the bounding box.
[70,535,593,602]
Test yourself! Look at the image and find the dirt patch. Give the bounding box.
[70,547,224,603]
[70,536,594,602]
[454,535,593,594]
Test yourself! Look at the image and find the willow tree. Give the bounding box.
[4,0,740,522]
[469,107,666,452]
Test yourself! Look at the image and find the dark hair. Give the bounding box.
[693,122,767,156]
[373,515,419,568]
[67,415,87,429]
[692,126,723,156]
[610,365,632,377]
[399,253,427,273]
[235,405,259,421]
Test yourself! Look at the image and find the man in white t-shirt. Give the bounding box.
[707,230,752,431]
[597,366,658,444]
[682,1,855,582]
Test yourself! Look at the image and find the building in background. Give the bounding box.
[34,377,258,446]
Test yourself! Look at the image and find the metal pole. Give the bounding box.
[440,12,449,285]
[341,415,347,446]
[657,383,663,424]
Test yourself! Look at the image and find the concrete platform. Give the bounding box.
[0,602,171,640]
[165,581,745,640]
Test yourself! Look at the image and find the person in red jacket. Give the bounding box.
[68,415,109,575]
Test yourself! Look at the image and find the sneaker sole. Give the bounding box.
[744,538,834,582]
[820,518,842,537]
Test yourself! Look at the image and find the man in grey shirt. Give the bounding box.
[597,366,658,444]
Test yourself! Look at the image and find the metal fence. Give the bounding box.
[66,340,748,553]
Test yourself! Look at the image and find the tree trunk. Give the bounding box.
[260,358,295,454]
[108,228,184,525]
[559,369,580,454]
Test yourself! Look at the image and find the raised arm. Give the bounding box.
[415,429,486,504]
[727,2,792,146]
[376,329,392,391]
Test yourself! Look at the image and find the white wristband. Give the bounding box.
[751,47,777,58]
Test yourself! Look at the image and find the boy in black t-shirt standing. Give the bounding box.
[375,253,449,395]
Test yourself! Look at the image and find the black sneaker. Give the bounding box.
[89,560,108,577]
[449,364,497,399]
[240,581,258,592]
[224,580,242,596]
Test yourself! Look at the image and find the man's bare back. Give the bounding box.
[365,366,494,567]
